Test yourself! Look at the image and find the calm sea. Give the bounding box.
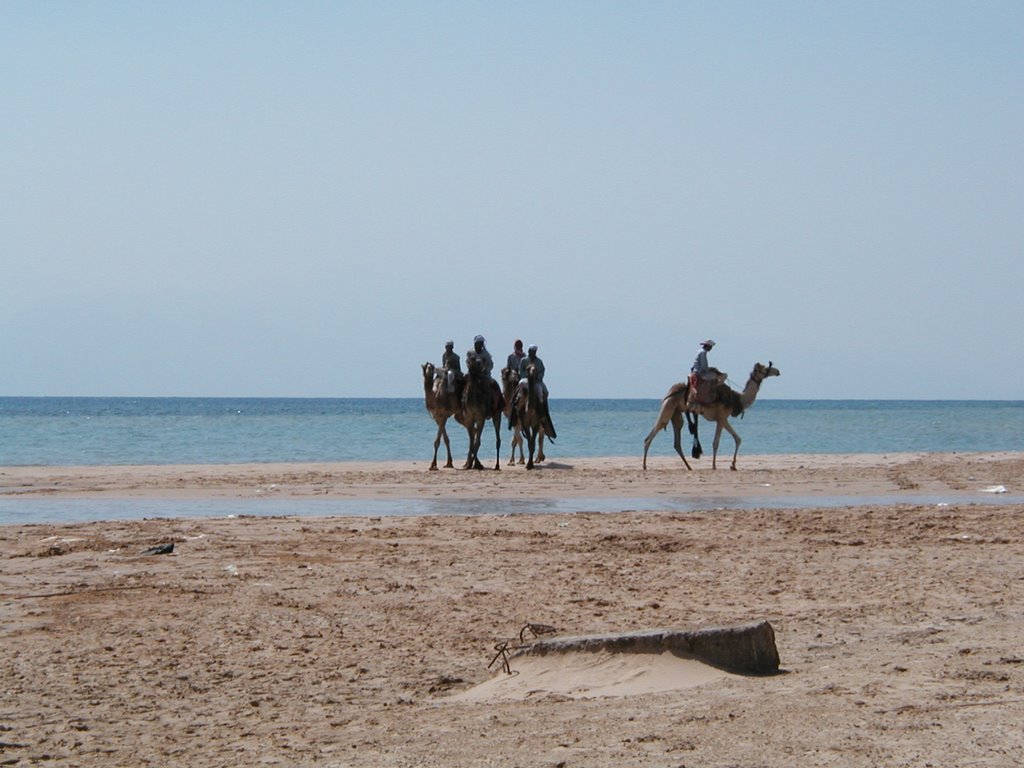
[2,397,1023,466]
[3,397,1023,524]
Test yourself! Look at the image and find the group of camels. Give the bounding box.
[422,356,553,471]
[423,356,780,472]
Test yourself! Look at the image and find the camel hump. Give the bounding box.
[665,382,688,399]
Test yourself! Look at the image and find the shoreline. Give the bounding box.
[2,451,1021,502]
[2,451,1022,528]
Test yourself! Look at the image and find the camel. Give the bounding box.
[461,354,503,470]
[501,366,549,467]
[642,361,780,471]
[422,362,464,471]
[513,363,549,469]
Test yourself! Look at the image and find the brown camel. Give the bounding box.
[513,363,548,469]
[501,366,549,467]
[421,362,464,471]
[642,361,780,471]
[462,354,503,470]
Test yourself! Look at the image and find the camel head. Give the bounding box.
[501,366,519,388]
[423,362,436,382]
[465,353,484,377]
[752,361,781,382]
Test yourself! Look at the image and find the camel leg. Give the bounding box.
[430,421,447,471]
[641,416,669,470]
[441,426,454,469]
[464,424,479,470]
[669,412,693,471]
[509,426,524,465]
[537,430,546,464]
[711,422,724,470]
[472,428,484,469]
[436,427,455,470]
[642,402,690,470]
[711,420,740,470]
[721,420,741,471]
[471,421,490,470]
[525,426,536,470]
[492,416,502,471]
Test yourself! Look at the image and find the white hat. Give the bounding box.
[474,335,485,344]
[528,344,538,352]
[701,339,715,347]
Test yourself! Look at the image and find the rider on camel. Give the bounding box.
[470,335,493,378]
[506,339,525,374]
[467,335,504,415]
[441,341,462,394]
[687,339,725,410]
[508,344,556,439]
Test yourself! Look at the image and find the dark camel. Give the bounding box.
[421,362,464,471]
[462,354,503,470]
[642,361,780,471]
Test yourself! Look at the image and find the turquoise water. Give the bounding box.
[2,397,1023,466]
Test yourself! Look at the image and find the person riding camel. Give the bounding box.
[471,335,493,378]
[506,339,525,375]
[517,345,547,401]
[441,340,462,394]
[468,334,503,413]
[687,339,725,410]
[509,344,556,438]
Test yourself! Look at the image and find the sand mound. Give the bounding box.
[448,651,731,702]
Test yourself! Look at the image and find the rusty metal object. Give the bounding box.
[519,623,557,642]
[487,640,513,675]
[487,623,559,675]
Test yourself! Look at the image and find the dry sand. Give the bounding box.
[2,452,1023,766]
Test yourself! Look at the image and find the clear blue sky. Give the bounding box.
[3,2,1021,398]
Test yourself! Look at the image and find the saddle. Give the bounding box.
[688,371,728,406]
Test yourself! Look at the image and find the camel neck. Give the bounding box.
[740,376,762,407]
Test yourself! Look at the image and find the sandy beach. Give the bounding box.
[2,452,1024,766]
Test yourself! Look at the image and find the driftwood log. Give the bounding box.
[512,620,780,675]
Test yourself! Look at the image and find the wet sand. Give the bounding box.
[2,451,1022,502]
[2,452,1023,766]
